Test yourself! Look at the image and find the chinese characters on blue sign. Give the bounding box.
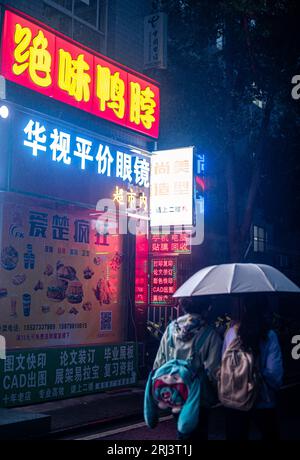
[23,118,150,185]
[10,111,150,206]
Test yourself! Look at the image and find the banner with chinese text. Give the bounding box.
[0,343,137,407]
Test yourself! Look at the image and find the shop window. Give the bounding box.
[253,225,267,253]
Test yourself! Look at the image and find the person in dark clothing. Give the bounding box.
[153,298,222,441]
[223,295,283,440]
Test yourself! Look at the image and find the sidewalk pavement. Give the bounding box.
[12,383,147,434]
[8,382,300,439]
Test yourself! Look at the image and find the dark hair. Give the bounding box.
[238,295,270,355]
[180,297,210,315]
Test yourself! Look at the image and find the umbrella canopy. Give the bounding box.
[173,263,300,297]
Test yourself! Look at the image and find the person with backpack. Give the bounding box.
[219,294,283,440]
[144,298,222,441]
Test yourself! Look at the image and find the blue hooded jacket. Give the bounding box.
[144,318,218,435]
[144,359,203,435]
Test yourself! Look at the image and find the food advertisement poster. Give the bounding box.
[0,194,125,349]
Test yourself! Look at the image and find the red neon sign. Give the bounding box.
[135,233,149,305]
[1,10,160,138]
[150,232,191,255]
[150,257,177,305]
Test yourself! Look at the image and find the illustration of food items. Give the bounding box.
[66,281,84,304]
[24,244,35,269]
[1,246,19,271]
[56,306,65,316]
[45,262,84,317]
[93,256,102,266]
[1,263,87,319]
[110,252,123,271]
[41,305,50,314]
[1,238,121,320]
[82,301,92,312]
[10,296,17,317]
[46,275,68,302]
[0,288,8,299]
[57,263,77,281]
[83,266,94,280]
[12,273,26,286]
[22,293,31,317]
[44,264,54,276]
[93,279,114,305]
[34,280,44,291]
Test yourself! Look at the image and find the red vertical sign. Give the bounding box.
[135,233,149,341]
[150,257,177,305]
[135,233,149,305]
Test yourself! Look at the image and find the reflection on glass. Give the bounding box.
[74,0,98,27]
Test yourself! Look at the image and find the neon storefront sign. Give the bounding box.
[1,9,160,138]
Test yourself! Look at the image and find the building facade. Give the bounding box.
[0,0,161,406]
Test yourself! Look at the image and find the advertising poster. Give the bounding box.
[0,343,137,407]
[0,193,125,349]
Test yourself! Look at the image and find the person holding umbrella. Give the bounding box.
[151,297,222,441]
[173,263,300,440]
[221,294,283,440]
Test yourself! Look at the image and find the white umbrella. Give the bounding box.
[173,263,300,297]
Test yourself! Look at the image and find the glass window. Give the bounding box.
[74,0,98,28]
[48,0,73,10]
[43,1,107,34]
[279,254,289,268]
[253,225,267,253]
[73,19,105,52]
[42,4,73,36]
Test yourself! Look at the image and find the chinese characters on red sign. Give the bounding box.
[1,10,160,138]
[150,258,177,305]
[150,232,191,255]
[135,234,149,305]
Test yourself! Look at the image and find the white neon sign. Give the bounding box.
[150,147,194,227]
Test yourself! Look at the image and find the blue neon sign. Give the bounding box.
[10,111,150,206]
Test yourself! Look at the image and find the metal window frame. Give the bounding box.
[253,225,267,252]
[43,0,107,40]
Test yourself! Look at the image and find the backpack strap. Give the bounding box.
[168,322,212,352]
[167,321,175,349]
[189,325,212,362]
[194,326,212,354]
[183,326,212,381]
